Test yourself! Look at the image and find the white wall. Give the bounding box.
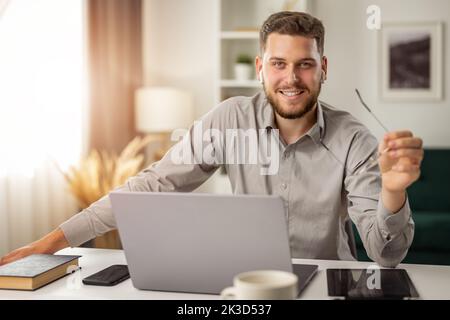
[142,0,215,119]
[315,0,450,147]
[142,0,231,193]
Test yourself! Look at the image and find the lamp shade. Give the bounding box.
[135,87,194,133]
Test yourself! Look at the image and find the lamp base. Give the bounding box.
[147,132,174,162]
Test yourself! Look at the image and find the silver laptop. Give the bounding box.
[110,191,317,295]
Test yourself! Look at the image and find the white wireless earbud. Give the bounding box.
[321,71,326,83]
[259,70,263,84]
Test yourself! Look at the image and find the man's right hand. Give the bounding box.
[0,228,69,266]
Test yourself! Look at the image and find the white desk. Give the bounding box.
[1,247,449,300]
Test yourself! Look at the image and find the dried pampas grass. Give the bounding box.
[60,135,159,209]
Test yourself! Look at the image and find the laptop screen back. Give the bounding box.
[110,192,293,294]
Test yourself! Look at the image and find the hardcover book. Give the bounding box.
[0,254,81,291]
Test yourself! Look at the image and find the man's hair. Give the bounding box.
[259,11,325,56]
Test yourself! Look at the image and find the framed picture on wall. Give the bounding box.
[379,21,443,101]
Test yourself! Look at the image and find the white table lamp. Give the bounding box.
[135,87,194,160]
[135,87,194,133]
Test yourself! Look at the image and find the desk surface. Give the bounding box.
[1,247,449,300]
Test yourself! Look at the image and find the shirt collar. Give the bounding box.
[262,95,326,144]
[307,100,326,146]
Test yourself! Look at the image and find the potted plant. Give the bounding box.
[234,54,254,81]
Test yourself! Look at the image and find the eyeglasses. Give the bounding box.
[355,89,390,173]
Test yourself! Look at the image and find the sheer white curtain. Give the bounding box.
[0,0,86,255]
[0,0,10,17]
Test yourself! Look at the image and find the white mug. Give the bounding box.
[220,270,298,300]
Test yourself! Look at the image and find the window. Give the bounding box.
[0,0,85,177]
[0,0,85,255]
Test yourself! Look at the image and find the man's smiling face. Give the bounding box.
[256,33,327,120]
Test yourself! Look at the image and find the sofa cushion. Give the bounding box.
[353,211,450,264]
[409,211,450,251]
[352,148,450,265]
[407,149,450,212]
[353,211,450,249]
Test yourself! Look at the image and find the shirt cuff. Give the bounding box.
[376,195,411,237]
[59,210,95,248]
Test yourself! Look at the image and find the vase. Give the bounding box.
[234,63,253,81]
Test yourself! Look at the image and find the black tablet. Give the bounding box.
[292,264,319,297]
[327,268,419,299]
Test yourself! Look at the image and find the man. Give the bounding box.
[0,12,423,268]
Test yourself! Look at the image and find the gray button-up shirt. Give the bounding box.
[60,91,414,267]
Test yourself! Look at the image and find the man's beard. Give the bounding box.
[264,83,321,120]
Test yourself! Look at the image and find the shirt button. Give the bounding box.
[284,152,290,158]
[281,183,287,190]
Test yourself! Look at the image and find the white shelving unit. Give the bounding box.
[214,0,262,105]
[206,0,311,194]
[213,0,312,106]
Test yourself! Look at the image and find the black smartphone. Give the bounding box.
[82,265,130,286]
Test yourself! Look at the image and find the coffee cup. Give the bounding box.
[220,270,298,300]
